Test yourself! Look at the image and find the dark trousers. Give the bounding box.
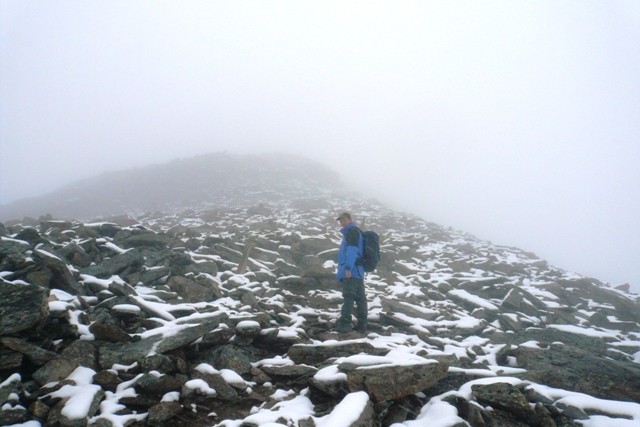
[338,278,367,328]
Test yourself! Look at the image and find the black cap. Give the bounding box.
[336,212,352,221]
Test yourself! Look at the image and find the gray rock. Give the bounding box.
[89,310,131,343]
[28,400,51,419]
[288,341,386,365]
[190,370,238,401]
[32,340,98,385]
[501,287,545,316]
[205,345,254,375]
[90,418,115,427]
[517,343,640,402]
[554,403,589,421]
[187,261,218,276]
[135,373,186,395]
[140,266,171,284]
[0,405,28,425]
[235,320,261,339]
[46,388,104,427]
[99,312,227,368]
[200,326,235,347]
[0,282,49,336]
[321,392,375,427]
[108,281,137,297]
[121,232,173,248]
[148,401,183,425]
[472,382,534,419]
[538,409,560,427]
[0,377,22,406]
[499,313,524,332]
[33,247,83,294]
[139,354,178,374]
[310,374,349,399]
[80,249,145,279]
[346,361,447,403]
[92,370,121,392]
[59,242,93,268]
[0,350,23,370]
[167,275,214,302]
[0,337,58,365]
[379,296,438,320]
[261,364,318,377]
[14,227,44,245]
[85,222,121,238]
[0,237,31,257]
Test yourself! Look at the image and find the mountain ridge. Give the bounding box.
[1,152,639,427]
[0,152,344,222]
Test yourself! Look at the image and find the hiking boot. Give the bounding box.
[332,324,353,333]
[355,325,367,333]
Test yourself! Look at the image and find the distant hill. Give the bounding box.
[0,152,344,222]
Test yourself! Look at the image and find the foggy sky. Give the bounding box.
[1,1,639,291]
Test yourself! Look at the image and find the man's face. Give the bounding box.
[338,217,351,228]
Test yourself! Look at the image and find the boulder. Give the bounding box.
[317,391,375,427]
[32,340,98,385]
[135,373,186,395]
[0,282,49,336]
[14,227,44,245]
[59,242,93,268]
[92,370,121,392]
[46,388,104,427]
[501,287,545,317]
[147,401,183,425]
[0,337,58,365]
[0,350,23,370]
[139,354,179,374]
[33,247,83,294]
[204,345,254,375]
[121,232,173,248]
[167,275,214,302]
[235,320,262,339]
[88,310,132,343]
[80,249,145,279]
[190,369,238,401]
[471,382,533,419]
[517,343,640,402]
[0,405,29,425]
[346,361,447,403]
[99,313,227,368]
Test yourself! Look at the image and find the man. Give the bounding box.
[333,212,367,333]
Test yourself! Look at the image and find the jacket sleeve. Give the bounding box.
[345,228,360,272]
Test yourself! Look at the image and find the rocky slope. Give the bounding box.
[0,153,342,222]
[1,154,640,427]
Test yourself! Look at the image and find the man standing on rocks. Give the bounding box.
[333,212,367,333]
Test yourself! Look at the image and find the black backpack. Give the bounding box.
[356,228,380,272]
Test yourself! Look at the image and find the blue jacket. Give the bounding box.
[336,222,365,280]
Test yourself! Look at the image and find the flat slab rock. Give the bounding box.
[345,360,448,403]
[288,341,387,365]
[260,364,318,377]
[517,343,640,403]
[99,313,227,368]
[0,337,58,365]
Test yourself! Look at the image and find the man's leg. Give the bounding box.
[354,279,368,331]
[336,278,357,331]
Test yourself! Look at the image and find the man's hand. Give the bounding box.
[345,270,352,278]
